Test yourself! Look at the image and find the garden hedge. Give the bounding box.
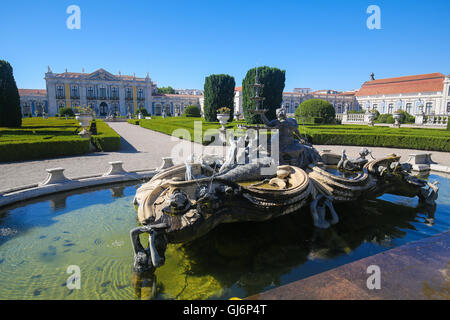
[89,120,121,152]
[0,137,90,162]
[301,125,450,152]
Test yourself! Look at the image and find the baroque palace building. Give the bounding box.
[232,87,360,116]
[355,73,450,116]
[18,68,450,119]
[19,68,203,117]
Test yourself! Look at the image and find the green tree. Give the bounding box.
[295,99,335,124]
[0,60,22,127]
[134,107,149,116]
[157,86,176,94]
[203,74,235,122]
[59,107,75,117]
[183,105,201,117]
[242,66,285,124]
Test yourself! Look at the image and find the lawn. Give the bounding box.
[132,117,450,152]
[0,117,120,162]
[135,116,248,144]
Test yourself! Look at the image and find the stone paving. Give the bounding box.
[0,122,449,190]
[248,231,450,300]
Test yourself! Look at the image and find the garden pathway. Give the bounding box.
[0,122,449,190]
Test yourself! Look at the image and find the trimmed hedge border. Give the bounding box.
[0,137,90,162]
[90,120,121,152]
[302,125,450,152]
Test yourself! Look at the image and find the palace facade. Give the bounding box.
[232,87,360,116]
[19,68,202,117]
[355,73,450,116]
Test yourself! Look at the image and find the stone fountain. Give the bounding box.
[129,101,440,274]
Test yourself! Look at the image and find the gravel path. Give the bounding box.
[0,122,449,190]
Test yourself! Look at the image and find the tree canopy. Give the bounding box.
[203,74,235,122]
[295,99,335,124]
[157,86,176,94]
[183,105,201,117]
[0,60,22,127]
[242,66,285,124]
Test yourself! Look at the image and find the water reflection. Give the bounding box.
[145,196,438,299]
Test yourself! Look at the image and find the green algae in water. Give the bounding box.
[0,186,227,300]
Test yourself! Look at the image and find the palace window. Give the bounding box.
[58,102,65,110]
[425,102,432,115]
[126,88,132,99]
[388,104,393,114]
[111,87,119,99]
[71,86,79,98]
[372,104,378,111]
[447,102,450,113]
[406,103,412,114]
[87,87,94,98]
[138,88,144,99]
[99,87,106,99]
[56,85,64,98]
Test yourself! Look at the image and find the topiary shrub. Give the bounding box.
[295,99,335,124]
[134,108,149,117]
[59,107,75,117]
[0,60,22,127]
[183,105,201,117]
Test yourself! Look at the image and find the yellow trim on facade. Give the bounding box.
[133,86,137,111]
[65,84,71,108]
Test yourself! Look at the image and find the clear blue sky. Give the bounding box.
[1,0,449,92]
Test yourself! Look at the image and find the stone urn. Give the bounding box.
[217,113,230,131]
[365,111,376,126]
[75,114,93,137]
[393,112,402,128]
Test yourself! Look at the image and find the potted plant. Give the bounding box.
[74,105,94,136]
[216,107,231,130]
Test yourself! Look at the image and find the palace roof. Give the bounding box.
[356,73,445,96]
[19,89,47,96]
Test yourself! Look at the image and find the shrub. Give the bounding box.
[127,119,140,125]
[386,115,395,124]
[89,120,121,151]
[302,125,450,152]
[203,74,236,122]
[0,137,90,162]
[295,99,335,124]
[134,108,149,117]
[0,60,22,127]
[59,107,75,117]
[242,66,285,124]
[183,105,201,117]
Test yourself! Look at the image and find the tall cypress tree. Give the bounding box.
[203,74,235,122]
[242,66,285,124]
[0,60,22,127]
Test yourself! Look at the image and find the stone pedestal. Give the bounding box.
[104,161,126,176]
[159,157,174,170]
[39,168,70,186]
[415,113,425,125]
